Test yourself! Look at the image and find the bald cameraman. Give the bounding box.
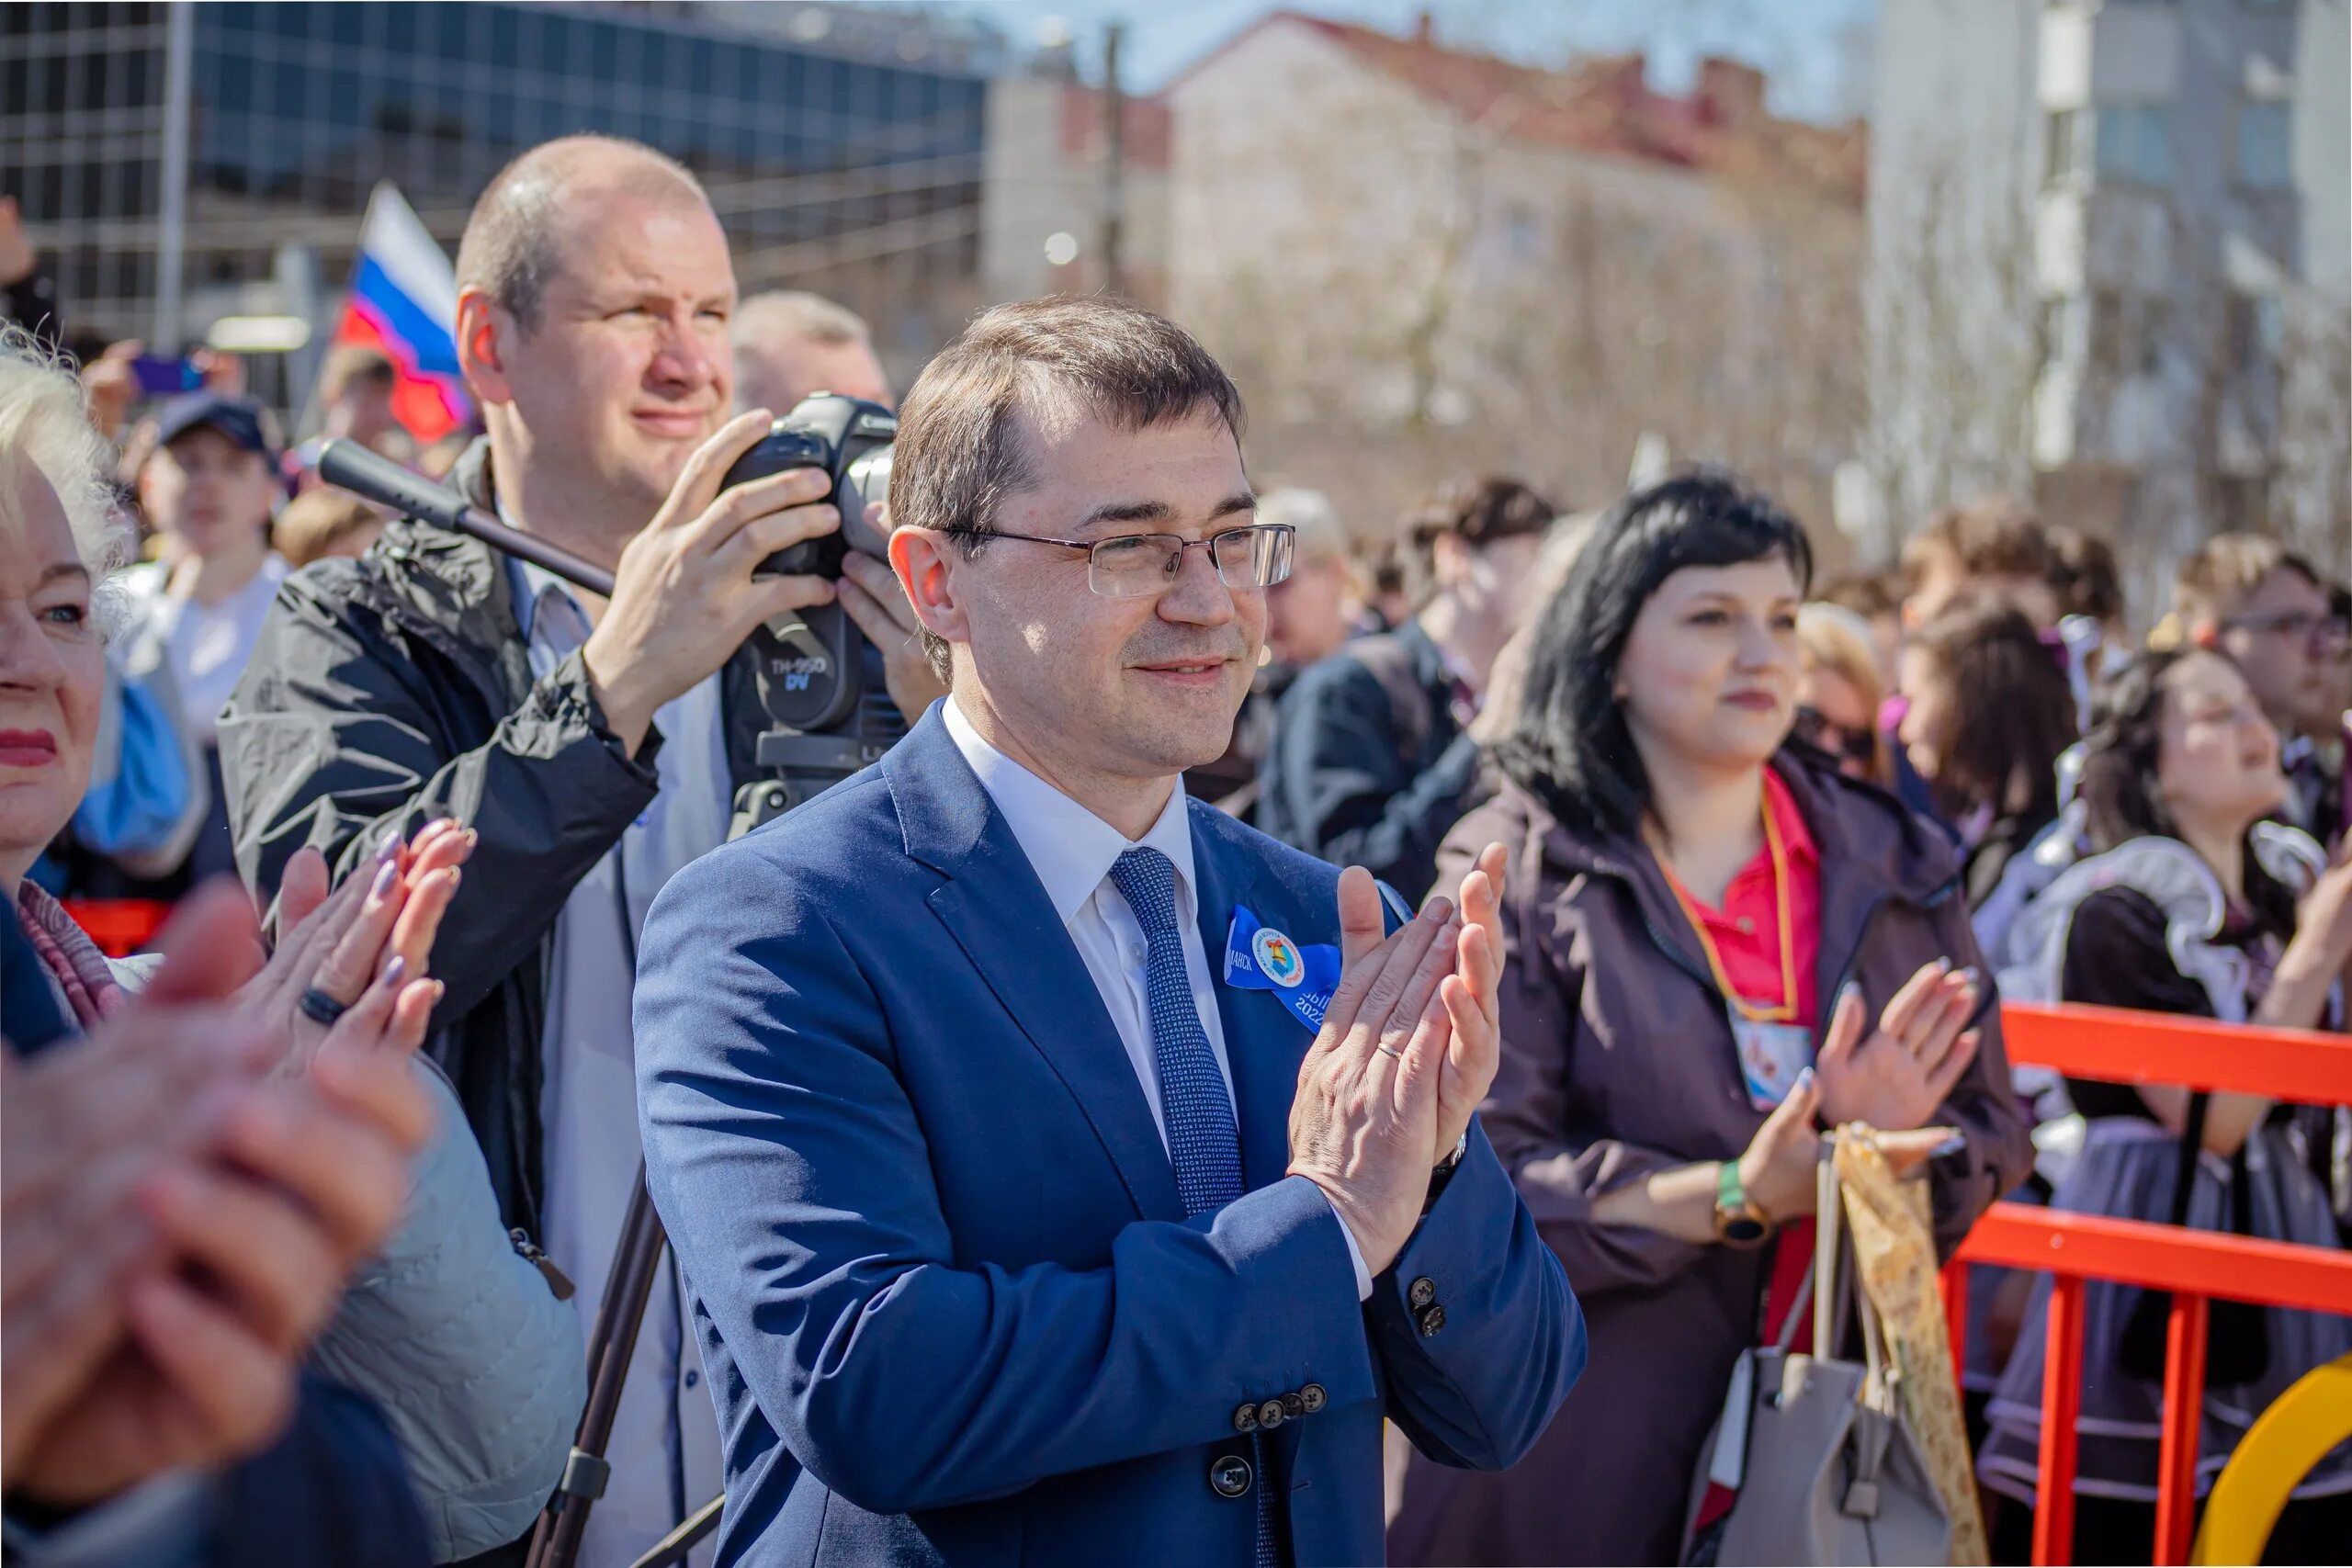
[220,134,916,1567]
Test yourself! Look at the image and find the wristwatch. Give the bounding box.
[1713,1161,1774,1248]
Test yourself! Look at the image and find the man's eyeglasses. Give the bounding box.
[2223,609,2351,649]
[956,522,1295,600]
[1792,706,1877,768]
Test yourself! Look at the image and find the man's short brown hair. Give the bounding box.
[456,135,708,334]
[1408,475,1555,552]
[1395,475,1555,606]
[2174,532,2319,628]
[1900,495,2055,590]
[893,297,1246,679]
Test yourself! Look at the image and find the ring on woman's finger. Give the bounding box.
[1374,1044,1405,1059]
[297,987,349,1028]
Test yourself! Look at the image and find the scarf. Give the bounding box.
[13,882,128,1031]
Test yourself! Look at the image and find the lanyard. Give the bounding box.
[1653,795,1798,1023]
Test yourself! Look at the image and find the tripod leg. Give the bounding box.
[526,1164,670,1568]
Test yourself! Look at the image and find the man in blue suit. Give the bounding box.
[634,296,1585,1565]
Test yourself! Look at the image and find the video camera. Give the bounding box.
[718,393,904,829]
[315,391,906,835]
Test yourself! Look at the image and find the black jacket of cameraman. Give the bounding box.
[220,439,773,1242]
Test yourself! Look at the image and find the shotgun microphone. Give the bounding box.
[316,438,616,598]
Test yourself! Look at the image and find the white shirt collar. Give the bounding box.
[942,694,1199,926]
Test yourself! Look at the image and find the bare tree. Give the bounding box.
[2274,291,2352,574]
[1861,141,2041,558]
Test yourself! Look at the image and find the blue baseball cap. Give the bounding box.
[153,390,277,461]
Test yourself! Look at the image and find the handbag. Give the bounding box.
[2119,1091,2271,1385]
[1684,1152,1952,1567]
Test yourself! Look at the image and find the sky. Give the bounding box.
[951,0,1882,124]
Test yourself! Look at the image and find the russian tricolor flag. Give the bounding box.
[332,184,470,444]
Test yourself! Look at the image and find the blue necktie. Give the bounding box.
[1108,848,1281,1568]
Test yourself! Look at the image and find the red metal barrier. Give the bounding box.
[1949,1002,2352,1565]
[2001,1000,2352,1107]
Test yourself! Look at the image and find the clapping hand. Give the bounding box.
[14,1043,431,1505]
[1288,881,1463,1276]
[243,821,471,1077]
[3,884,432,1506]
[1323,848,1510,1172]
[1814,960,1982,1132]
[1730,1071,1958,1226]
[1430,843,1508,1164]
[1289,842,1514,1275]
[1736,1067,1825,1221]
[1,891,273,1483]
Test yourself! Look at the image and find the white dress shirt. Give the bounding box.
[942,697,1372,1299]
[511,556,728,1568]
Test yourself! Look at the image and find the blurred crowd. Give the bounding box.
[4,129,2349,1568]
[1210,475,2352,1563]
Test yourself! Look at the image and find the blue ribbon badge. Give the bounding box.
[1225,906,1343,1033]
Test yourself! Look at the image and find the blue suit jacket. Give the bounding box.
[634,708,1584,1566]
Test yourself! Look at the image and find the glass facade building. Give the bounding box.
[2,1,989,404]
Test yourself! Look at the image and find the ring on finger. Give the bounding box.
[297,987,348,1028]
[1374,1044,1405,1059]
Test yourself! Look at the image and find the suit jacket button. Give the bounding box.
[1408,1276,1437,1309]
[1282,1393,1305,1417]
[1300,1382,1328,1414]
[1209,1454,1254,1498]
[1232,1403,1259,1434]
[1417,1303,1447,1337]
[1257,1398,1286,1429]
